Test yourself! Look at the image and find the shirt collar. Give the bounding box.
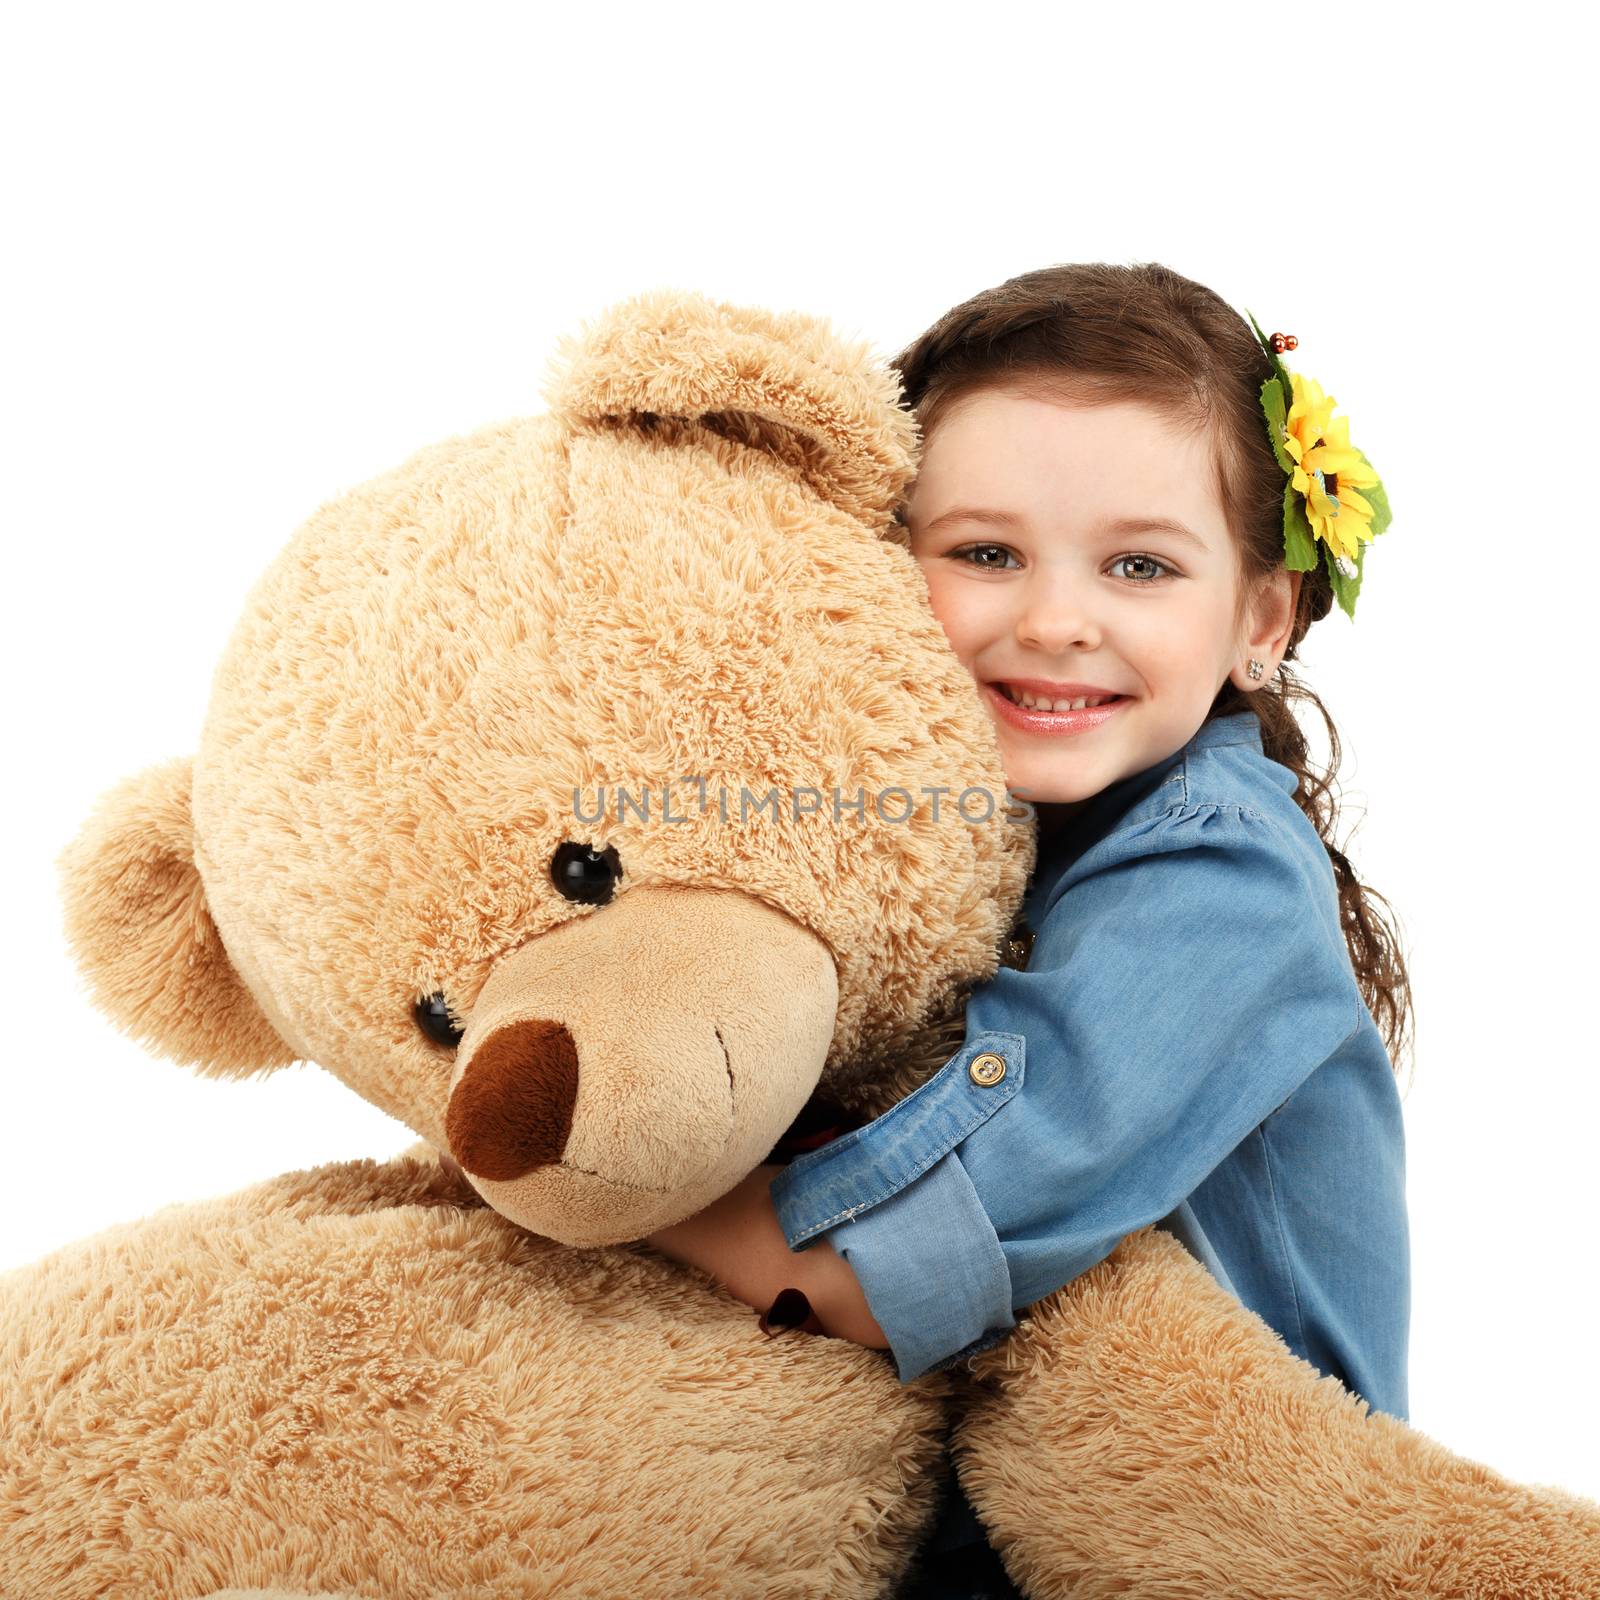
[1181,709,1263,754]
[1024,711,1265,893]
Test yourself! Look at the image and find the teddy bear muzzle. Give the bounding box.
[439,884,840,1244]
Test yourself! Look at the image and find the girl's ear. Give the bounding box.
[541,288,920,535]
[55,756,297,1079]
[1234,567,1302,689]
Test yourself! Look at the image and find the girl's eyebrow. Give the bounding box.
[916,506,1022,537]
[1104,516,1211,552]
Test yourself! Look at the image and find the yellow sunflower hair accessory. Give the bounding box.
[1247,313,1392,619]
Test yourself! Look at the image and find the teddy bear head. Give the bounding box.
[58,291,1034,1245]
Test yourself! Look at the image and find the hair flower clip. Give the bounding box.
[1247,313,1392,618]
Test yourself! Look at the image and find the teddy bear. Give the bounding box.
[6,290,1598,1600]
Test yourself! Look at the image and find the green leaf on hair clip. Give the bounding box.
[1356,455,1392,538]
[1326,537,1365,619]
[1282,482,1318,571]
[1260,377,1295,473]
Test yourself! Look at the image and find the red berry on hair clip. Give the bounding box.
[1270,331,1297,354]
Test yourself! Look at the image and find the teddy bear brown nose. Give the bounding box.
[444,1017,580,1181]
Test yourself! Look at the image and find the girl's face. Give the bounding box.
[905,386,1293,822]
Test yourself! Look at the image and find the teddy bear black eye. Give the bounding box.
[414,992,465,1049]
[550,841,623,905]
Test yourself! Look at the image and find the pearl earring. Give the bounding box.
[1247,659,1266,681]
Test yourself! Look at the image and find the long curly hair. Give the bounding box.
[892,262,1414,1079]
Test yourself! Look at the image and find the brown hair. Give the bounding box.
[892,262,1413,1079]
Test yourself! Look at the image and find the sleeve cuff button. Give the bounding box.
[968,1052,1007,1087]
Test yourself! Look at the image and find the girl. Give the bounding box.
[646,262,1413,1599]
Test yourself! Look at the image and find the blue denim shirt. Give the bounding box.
[771,710,1410,1425]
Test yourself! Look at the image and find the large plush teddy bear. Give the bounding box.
[6,292,1598,1600]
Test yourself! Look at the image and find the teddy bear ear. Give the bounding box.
[541,288,920,534]
[56,756,297,1079]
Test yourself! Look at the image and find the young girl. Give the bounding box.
[645,262,1413,1598]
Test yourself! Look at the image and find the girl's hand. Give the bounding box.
[646,1163,889,1350]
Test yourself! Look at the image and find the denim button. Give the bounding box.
[968,1052,1007,1087]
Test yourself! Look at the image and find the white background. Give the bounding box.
[6,2,1596,1504]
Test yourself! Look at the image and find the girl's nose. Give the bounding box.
[1015,583,1103,654]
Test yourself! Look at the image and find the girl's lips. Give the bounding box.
[984,681,1130,736]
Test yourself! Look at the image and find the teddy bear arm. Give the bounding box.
[1,1158,953,1600]
[952,1225,1600,1599]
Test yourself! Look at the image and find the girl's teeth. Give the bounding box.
[1003,687,1116,711]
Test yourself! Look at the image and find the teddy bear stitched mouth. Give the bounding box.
[552,1159,673,1195]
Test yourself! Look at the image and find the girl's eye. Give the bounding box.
[1110,553,1177,584]
[947,545,1178,583]
[950,543,1020,570]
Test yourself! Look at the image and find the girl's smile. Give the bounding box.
[905,386,1294,820]
[982,680,1130,736]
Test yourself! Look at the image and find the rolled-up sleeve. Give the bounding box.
[828,1149,1014,1380]
[770,803,1363,1383]
[771,1029,1028,1381]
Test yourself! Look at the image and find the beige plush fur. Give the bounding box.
[3,1154,948,1597]
[8,290,1597,1597]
